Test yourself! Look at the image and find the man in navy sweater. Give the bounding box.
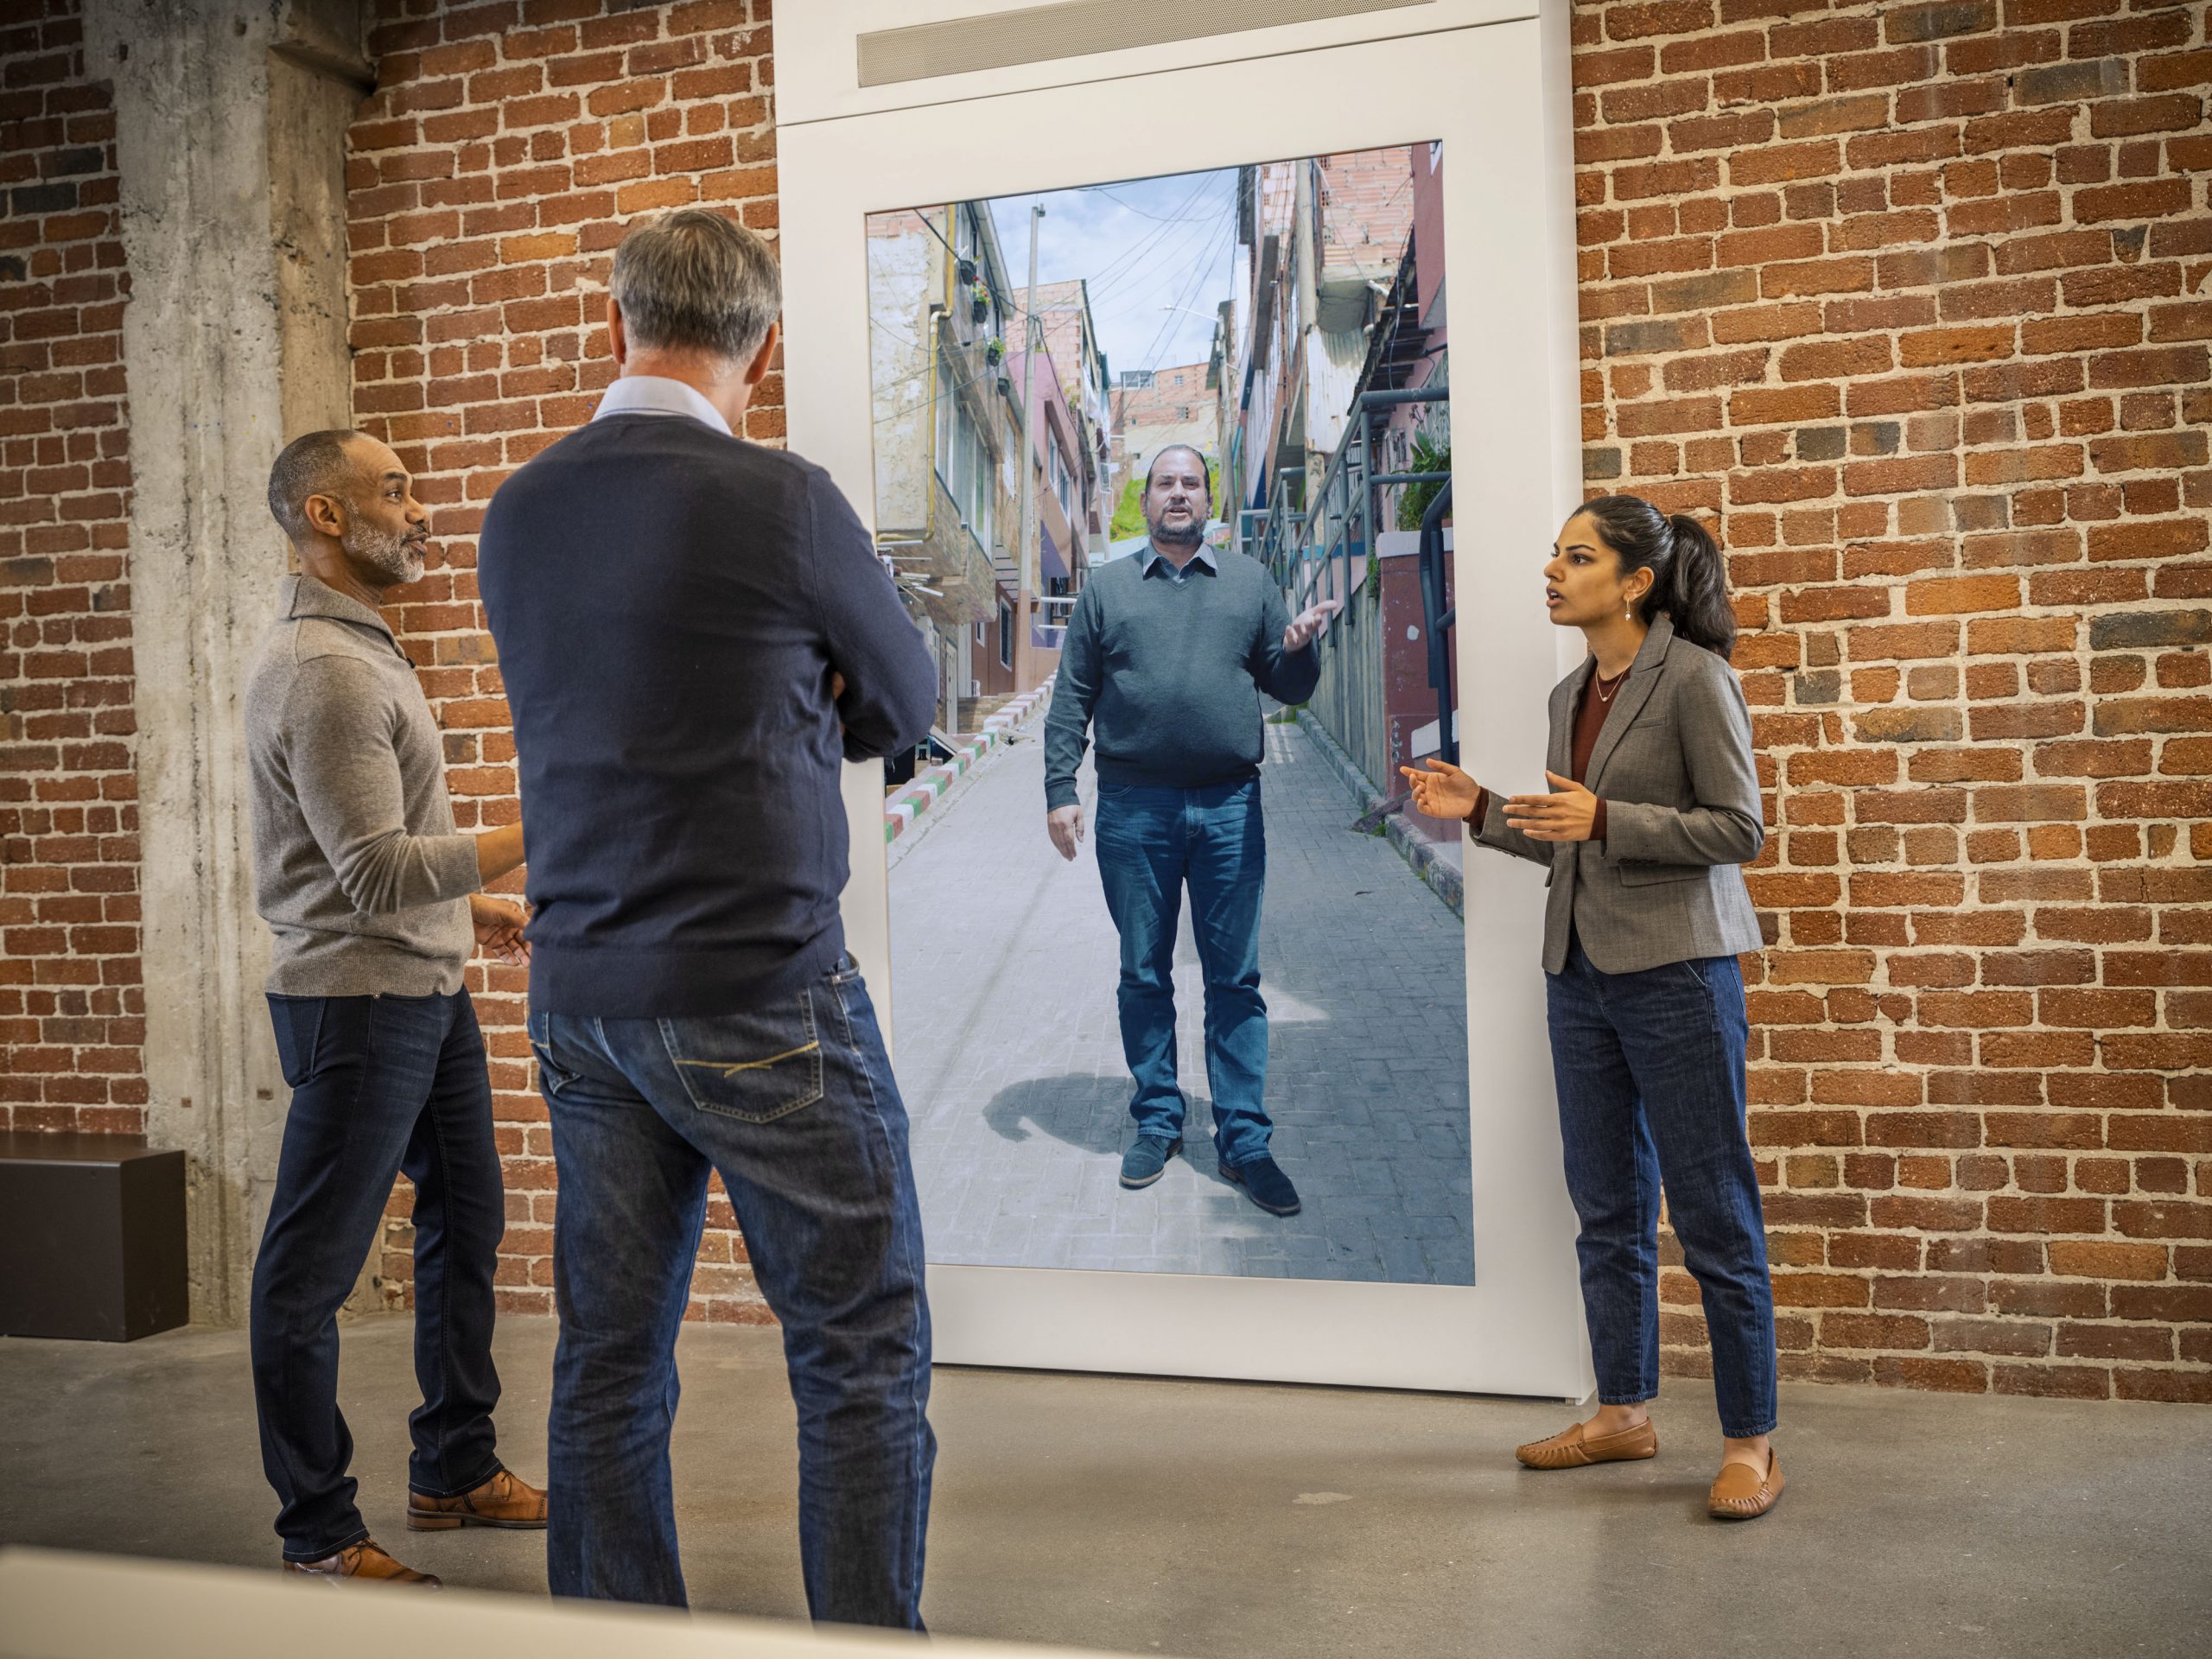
[479,209,938,1625]
[1044,446,1339,1218]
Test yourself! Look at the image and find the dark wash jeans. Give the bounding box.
[530,956,933,1625]
[1545,931,1778,1440]
[251,989,507,1562]
[1092,776,1272,1166]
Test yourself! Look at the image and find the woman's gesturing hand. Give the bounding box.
[1504,771,1599,842]
[1400,757,1480,821]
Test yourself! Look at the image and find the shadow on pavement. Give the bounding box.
[978,1071,1237,1179]
[981,1071,1135,1157]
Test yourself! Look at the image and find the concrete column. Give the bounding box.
[86,0,369,1323]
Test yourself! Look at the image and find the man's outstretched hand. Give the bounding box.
[470,894,531,964]
[1283,599,1344,652]
[1047,804,1084,861]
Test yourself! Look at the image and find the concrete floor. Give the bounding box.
[1,1314,2207,1658]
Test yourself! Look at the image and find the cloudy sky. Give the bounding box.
[985,167,1238,381]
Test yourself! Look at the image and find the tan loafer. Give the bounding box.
[407,1467,548,1531]
[1515,1418,1658,1469]
[283,1538,441,1586]
[1708,1447,1784,1520]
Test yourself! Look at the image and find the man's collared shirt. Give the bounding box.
[593,374,731,436]
[1140,539,1217,586]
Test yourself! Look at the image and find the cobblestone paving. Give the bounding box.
[887,716,1474,1285]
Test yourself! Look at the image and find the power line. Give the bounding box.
[893,202,1022,317]
[880,176,1224,363]
[1126,207,1238,375]
[1027,171,1222,298]
[861,171,1236,440]
[1079,207,1233,321]
[1078,179,1229,222]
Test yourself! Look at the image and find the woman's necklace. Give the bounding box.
[1593,664,1630,704]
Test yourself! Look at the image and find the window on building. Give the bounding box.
[971,441,994,545]
[997,599,1014,670]
[933,359,995,551]
[950,404,974,517]
[934,348,957,490]
[1049,436,1075,522]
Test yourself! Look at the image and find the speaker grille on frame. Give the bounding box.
[856,0,1435,88]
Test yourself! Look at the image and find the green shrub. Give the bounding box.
[1108,474,1146,541]
[1395,434,1452,531]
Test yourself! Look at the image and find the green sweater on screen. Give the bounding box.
[1042,543,1321,811]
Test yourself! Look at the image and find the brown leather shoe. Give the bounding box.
[1708,1447,1784,1520]
[407,1467,548,1531]
[283,1539,441,1586]
[1516,1417,1658,1469]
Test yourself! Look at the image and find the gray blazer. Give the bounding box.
[1473,613,1765,975]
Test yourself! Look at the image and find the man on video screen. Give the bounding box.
[1043,445,1340,1218]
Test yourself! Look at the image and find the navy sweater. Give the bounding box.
[479,415,936,1017]
[1043,548,1320,810]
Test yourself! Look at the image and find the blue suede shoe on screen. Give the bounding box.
[1119,1135,1182,1190]
[1223,1154,1300,1217]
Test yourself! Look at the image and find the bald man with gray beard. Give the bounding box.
[244,429,544,1586]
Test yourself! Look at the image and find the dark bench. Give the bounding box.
[0,1131,188,1341]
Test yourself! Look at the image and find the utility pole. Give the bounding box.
[1013,202,1044,691]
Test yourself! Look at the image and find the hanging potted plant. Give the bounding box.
[969,280,990,324]
[984,336,1005,366]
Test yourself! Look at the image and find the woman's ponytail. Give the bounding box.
[1574,494,1737,661]
[1662,512,1736,661]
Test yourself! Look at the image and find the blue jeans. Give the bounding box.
[251,990,507,1561]
[1092,776,1271,1166]
[1545,931,1777,1439]
[530,956,933,1625]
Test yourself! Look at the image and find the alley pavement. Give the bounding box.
[887,716,1474,1284]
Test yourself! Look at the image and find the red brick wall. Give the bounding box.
[0,0,143,1137]
[1572,0,2209,1402]
[347,0,778,1320]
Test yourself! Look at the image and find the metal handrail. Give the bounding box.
[1247,385,1451,620]
[1418,479,1455,766]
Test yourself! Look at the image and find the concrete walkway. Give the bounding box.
[2,1316,2205,1659]
[888,718,1471,1284]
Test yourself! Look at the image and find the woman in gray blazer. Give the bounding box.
[1403,494,1783,1521]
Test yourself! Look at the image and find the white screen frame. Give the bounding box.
[779,3,1594,1397]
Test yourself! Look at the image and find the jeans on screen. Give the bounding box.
[250,989,507,1562]
[1092,776,1272,1166]
[531,955,933,1626]
[1545,930,1778,1439]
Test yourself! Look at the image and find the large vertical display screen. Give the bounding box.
[865,146,1472,1287]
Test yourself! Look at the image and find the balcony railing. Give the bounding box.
[1238,383,1453,783]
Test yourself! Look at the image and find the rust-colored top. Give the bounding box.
[1465,661,1625,841]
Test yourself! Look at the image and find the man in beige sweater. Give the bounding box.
[243,429,543,1586]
